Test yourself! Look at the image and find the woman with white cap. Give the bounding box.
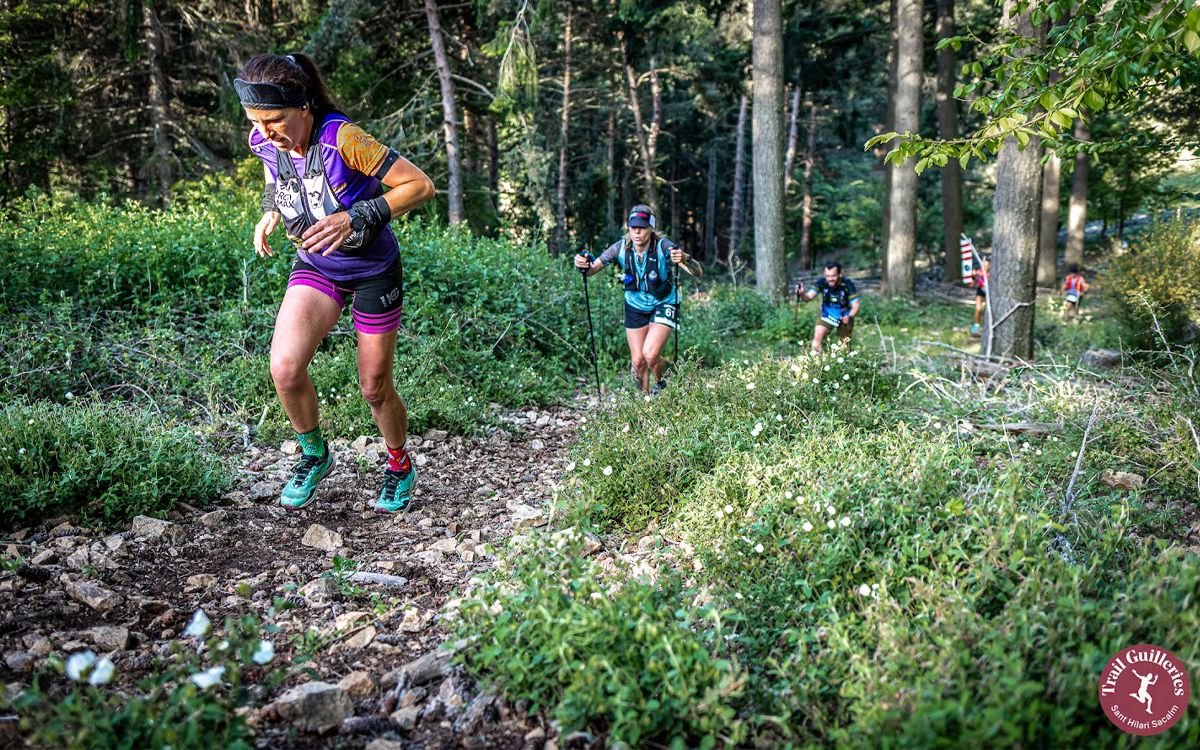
[574,204,702,394]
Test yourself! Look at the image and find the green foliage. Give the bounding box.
[0,400,228,528]
[875,0,1200,170]
[454,528,746,749]
[14,612,286,750]
[0,190,632,438]
[547,350,1200,746]
[566,348,895,530]
[1106,219,1200,346]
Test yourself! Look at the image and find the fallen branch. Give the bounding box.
[349,572,409,589]
[975,422,1063,435]
[1054,400,1101,564]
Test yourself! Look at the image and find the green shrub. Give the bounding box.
[14,611,287,750]
[1106,220,1200,346]
[0,400,228,527]
[454,527,746,748]
[568,349,896,529]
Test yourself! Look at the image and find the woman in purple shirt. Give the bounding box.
[236,52,434,513]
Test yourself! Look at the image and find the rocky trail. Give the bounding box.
[0,402,589,749]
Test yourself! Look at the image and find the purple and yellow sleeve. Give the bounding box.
[335,123,397,179]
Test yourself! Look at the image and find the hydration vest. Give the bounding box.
[619,237,675,301]
[272,115,380,254]
[1064,273,1084,293]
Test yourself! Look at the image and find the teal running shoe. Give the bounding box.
[970,323,982,336]
[375,467,416,513]
[280,444,334,509]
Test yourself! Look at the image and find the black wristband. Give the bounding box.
[261,184,278,214]
[348,195,391,231]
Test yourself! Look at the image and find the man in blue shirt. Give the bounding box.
[797,261,861,355]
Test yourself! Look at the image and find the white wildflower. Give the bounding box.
[724,504,734,515]
[184,609,211,638]
[65,651,97,681]
[842,374,850,381]
[190,666,226,690]
[583,458,591,467]
[65,391,75,400]
[755,543,765,553]
[622,424,630,433]
[827,520,836,529]
[251,640,275,665]
[88,656,115,686]
[826,505,835,515]
[802,521,814,532]
[602,466,613,476]
[565,461,576,472]
[840,516,851,527]
[785,491,794,500]
[857,583,871,597]
[746,383,756,390]
[823,365,831,372]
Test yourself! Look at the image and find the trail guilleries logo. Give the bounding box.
[1098,643,1191,736]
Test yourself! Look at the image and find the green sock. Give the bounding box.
[297,427,326,457]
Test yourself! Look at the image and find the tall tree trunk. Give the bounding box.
[486,116,498,199]
[881,0,898,279]
[1065,118,1089,268]
[936,0,963,282]
[554,8,573,252]
[990,0,1043,359]
[705,142,718,261]
[619,32,659,210]
[649,58,661,169]
[730,93,749,262]
[425,0,464,223]
[753,0,786,301]
[144,1,173,204]
[799,98,817,269]
[784,85,802,187]
[1037,150,1061,286]
[606,102,616,228]
[885,0,922,298]
[669,156,678,234]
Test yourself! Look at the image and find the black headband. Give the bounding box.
[234,78,307,110]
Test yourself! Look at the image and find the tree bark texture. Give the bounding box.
[424,0,464,223]
[752,0,786,302]
[1065,118,1089,268]
[799,99,817,269]
[144,1,174,203]
[1037,150,1061,286]
[784,86,801,187]
[885,0,922,298]
[990,0,1043,360]
[936,0,963,282]
[706,143,718,261]
[554,9,573,252]
[730,93,749,263]
[606,102,616,228]
[881,0,898,280]
[620,32,659,211]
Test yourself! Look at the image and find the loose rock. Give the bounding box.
[130,515,182,543]
[274,681,352,734]
[86,626,130,651]
[64,579,122,612]
[301,524,344,553]
[1101,469,1145,491]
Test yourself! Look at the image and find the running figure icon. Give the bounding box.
[1129,669,1158,714]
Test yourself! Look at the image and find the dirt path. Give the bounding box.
[1,401,585,749]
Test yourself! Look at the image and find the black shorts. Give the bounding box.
[624,301,678,330]
[288,258,404,334]
[976,288,986,300]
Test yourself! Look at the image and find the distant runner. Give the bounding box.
[971,256,990,337]
[797,261,861,355]
[236,52,434,513]
[1060,264,1090,321]
[574,204,702,394]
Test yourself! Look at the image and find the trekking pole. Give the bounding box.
[673,257,681,367]
[793,281,801,326]
[578,252,601,399]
